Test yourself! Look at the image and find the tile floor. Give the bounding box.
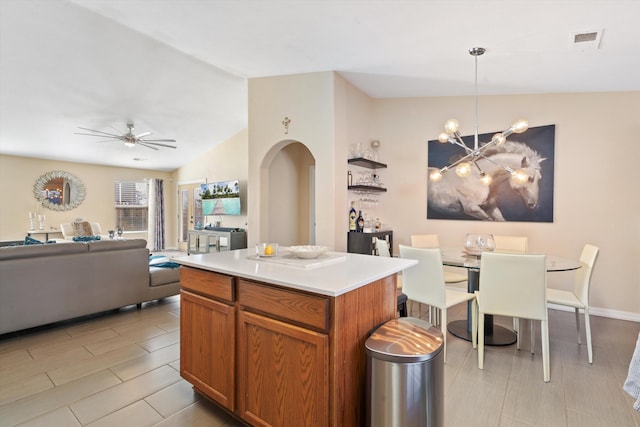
[1,294,639,426]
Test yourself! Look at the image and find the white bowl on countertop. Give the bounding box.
[287,245,328,259]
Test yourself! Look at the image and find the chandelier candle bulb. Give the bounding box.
[455,162,472,177]
[480,173,493,186]
[511,169,530,184]
[492,133,507,145]
[511,119,529,134]
[444,119,460,134]
[429,169,444,182]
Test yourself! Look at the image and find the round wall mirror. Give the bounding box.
[33,170,86,211]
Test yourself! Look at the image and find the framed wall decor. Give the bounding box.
[427,124,555,222]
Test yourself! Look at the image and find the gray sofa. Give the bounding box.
[0,239,180,335]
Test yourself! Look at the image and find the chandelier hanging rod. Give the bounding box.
[429,47,529,185]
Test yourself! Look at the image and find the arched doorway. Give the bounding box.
[265,141,316,245]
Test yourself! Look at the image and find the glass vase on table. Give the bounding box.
[464,234,495,256]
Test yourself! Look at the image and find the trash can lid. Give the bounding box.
[365,317,443,363]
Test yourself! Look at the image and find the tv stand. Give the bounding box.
[204,226,243,233]
[188,229,247,254]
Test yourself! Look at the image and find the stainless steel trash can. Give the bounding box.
[365,317,444,427]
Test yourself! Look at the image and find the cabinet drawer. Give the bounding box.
[180,267,234,302]
[237,280,329,332]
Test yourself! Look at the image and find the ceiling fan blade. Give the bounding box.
[74,132,118,138]
[140,141,177,149]
[140,138,177,143]
[137,142,160,150]
[76,127,122,138]
[77,123,175,151]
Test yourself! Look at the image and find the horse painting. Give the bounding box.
[427,141,547,221]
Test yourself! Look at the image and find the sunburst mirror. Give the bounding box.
[33,170,86,211]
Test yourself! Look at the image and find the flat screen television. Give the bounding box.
[200,179,241,215]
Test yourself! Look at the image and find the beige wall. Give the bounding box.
[248,72,337,248]
[0,155,174,244]
[335,74,376,249]
[368,92,639,319]
[172,129,249,233]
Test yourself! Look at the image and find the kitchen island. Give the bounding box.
[175,248,416,427]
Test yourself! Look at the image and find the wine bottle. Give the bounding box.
[356,210,364,232]
[349,203,357,231]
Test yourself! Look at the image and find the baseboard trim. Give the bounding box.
[548,303,640,322]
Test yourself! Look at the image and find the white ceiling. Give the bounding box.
[1,0,639,171]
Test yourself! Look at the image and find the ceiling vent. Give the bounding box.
[571,29,603,51]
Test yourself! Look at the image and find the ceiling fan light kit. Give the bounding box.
[75,121,177,150]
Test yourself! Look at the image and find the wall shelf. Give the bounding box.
[348,157,387,169]
[347,185,387,193]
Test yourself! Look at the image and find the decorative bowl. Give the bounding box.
[287,245,328,259]
[256,243,278,257]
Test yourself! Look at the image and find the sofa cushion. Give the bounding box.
[149,265,180,287]
[0,242,87,261]
[87,238,147,252]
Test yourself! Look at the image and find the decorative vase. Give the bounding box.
[464,233,495,255]
[38,214,45,231]
[28,212,36,231]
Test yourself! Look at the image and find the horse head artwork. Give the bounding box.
[427,141,546,221]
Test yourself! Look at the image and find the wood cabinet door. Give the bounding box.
[180,291,235,410]
[237,310,329,427]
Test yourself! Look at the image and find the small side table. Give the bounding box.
[26,230,62,241]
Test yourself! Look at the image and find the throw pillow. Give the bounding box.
[72,235,102,242]
[72,221,93,237]
[24,236,43,245]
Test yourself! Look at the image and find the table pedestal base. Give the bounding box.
[447,267,516,346]
[447,319,517,346]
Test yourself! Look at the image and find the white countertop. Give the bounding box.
[174,248,417,297]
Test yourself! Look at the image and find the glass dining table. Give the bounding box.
[441,248,582,346]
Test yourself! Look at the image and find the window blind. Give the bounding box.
[114,180,148,232]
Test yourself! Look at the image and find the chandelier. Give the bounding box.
[429,47,529,186]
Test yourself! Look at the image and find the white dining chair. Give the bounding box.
[399,245,477,363]
[492,235,529,331]
[374,237,391,257]
[410,234,468,286]
[493,235,528,253]
[547,244,599,364]
[374,238,408,317]
[475,251,550,382]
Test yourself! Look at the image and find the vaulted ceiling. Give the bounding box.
[1,0,638,171]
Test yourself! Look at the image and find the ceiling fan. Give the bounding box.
[75,121,177,150]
